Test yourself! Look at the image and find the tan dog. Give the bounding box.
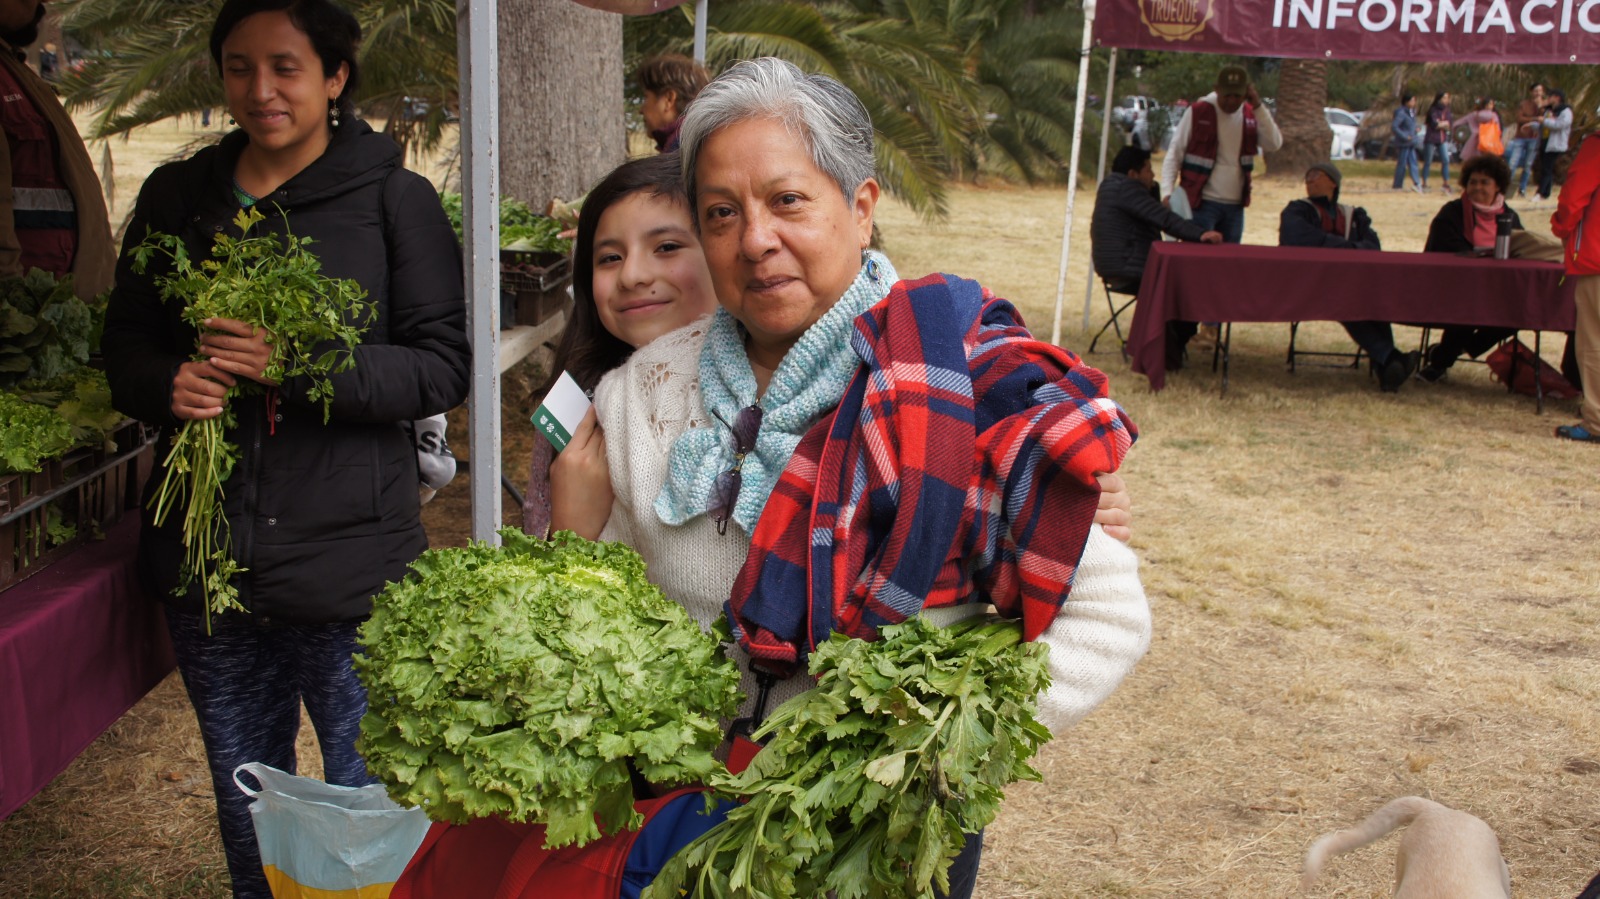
[1301,796,1511,898]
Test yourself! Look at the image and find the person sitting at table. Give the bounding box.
[1416,153,1575,384]
[1091,146,1221,369]
[1278,162,1418,392]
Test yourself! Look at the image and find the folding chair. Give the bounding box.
[1286,322,1364,373]
[1088,279,1138,356]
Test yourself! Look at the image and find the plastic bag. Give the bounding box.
[1479,118,1505,156]
[234,763,432,899]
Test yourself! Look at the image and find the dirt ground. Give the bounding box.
[3,122,1599,898]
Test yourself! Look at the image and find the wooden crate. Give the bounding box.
[0,422,156,592]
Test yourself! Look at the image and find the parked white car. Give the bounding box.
[1325,107,1361,159]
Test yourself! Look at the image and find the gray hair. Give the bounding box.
[679,57,876,209]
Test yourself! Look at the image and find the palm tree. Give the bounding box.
[54,0,459,154]
[1271,58,1331,179]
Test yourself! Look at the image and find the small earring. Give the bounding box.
[226,115,235,126]
[329,102,341,128]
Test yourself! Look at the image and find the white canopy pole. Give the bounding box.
[693,0,708,64]
[459,0,502,543]
[1081,46,1117,332]
[1050,0,1096,347]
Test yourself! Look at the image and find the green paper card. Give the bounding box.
[531,371,591,452]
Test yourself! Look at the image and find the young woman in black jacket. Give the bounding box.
[100,1,470,895]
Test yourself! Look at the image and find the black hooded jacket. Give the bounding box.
[102,120,471,623]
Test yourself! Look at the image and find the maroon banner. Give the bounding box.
[1093,0,1600,63]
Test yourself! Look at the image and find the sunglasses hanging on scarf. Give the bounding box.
[707,404,763,536]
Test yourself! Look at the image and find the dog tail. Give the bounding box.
[1301,796,1440,893]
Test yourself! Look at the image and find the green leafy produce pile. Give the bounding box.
[646,616,1053,899]
[0,390,72,473]
[439,192,571,255]
[10,368,125,448]
[355,529,744,848]
[131,207,374,622]
[0,268,96,387]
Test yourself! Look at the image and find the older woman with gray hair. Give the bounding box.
[593,57,1149,897]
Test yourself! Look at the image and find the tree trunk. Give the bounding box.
[1268,58,1330,179]
[497,0,625,208]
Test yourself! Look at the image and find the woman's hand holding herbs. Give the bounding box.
[171,360,234,421]
[199,317,278,386]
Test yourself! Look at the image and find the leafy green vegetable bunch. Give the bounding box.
[438,191,572,254]
[356,529,744,848]
[647,616,1053,899]
[0,389,72,474]
[0,269,93,387]
[10,368,125,449]
[131,206,375,624]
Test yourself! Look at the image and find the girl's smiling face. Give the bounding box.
[591,191,717,349]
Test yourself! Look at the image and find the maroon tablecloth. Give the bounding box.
[0,515,174,819]
[1126,243,1578,391]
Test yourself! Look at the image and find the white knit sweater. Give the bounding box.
[596,316,1152,735]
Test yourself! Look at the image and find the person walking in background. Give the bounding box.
[1391,94,1421,192]
[1550,129,1600,442]
[1421,92,1452,193]
[1453,96,1502,163]
[637,53,709,153]
[1510,82,1545,198]
[1159,64,1281,361]
[1538,88,1573,200]
[0,0,116,297]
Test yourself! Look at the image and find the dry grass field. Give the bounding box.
[1,121,1598,898]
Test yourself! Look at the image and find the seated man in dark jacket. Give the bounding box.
[1279,162,1417,392]
[1091,146,1220,369]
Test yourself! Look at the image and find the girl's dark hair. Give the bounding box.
[1459,152,1512,193]
[1431,92,1447,108]
[1476,95,1495,110]
[543,153,692,396]
[210,0,362,116]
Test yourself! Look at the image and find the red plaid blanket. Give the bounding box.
[727,273,1138,671]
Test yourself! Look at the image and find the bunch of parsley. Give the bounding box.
[131,207,374,625]
[647,616,1053,899]
[355,529,744,848]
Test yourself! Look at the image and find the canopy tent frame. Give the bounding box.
[1050,0,1600,348]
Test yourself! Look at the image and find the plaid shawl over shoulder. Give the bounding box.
[726,273,1138,671]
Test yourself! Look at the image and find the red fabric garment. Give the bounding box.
[1552,133,1600,275]
[392,787,712,899]
[0,57,76,277]
[1314,201,1347,237]
[727,274,1135,669]
[1466,195,1505,250]
[1178,99,1259,210]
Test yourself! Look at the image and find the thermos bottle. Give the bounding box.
[1494,212,1515,259]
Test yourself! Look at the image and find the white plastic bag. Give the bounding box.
[234,762,431,899]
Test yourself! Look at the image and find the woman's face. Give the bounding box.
[1440,93,1451,106]
[221,11,347,162]
[1465,170,1500,206]
[590,191,716,349]
[694,116,878,366]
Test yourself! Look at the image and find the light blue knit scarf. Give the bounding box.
[655,250,897,533]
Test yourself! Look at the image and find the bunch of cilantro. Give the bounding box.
[131,207,374,625]
[0,269,95,387]
[646,616,1053,899]
[355,529,744,848]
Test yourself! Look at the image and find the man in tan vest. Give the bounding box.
[0,0,114,300]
